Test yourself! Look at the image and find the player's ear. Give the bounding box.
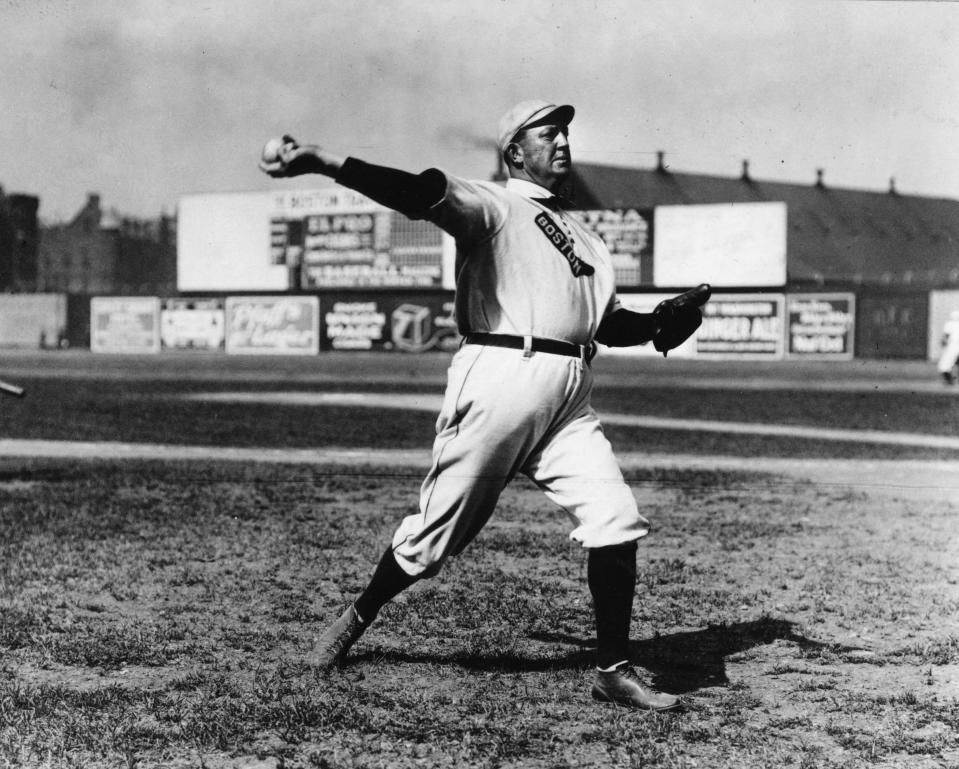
[505,142,524,168]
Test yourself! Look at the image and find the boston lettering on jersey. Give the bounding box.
[533,212,594,278]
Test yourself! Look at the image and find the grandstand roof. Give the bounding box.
[566,160,959,287]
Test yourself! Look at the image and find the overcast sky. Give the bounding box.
[1,0,956,222]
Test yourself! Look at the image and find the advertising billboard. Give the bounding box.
[0,293,66,348]
[289,209,445,289]
[90,297,161,354]
[571,208,653,287]
[697,293,785,358]
[856,292,928,359]
[160,298,225,350]
[225,296,319,355]
[653,202,787,288]
[321,292,459,352]
[786,293,855,359]
[178,189,447,292]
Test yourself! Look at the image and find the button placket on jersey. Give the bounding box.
[553,210,579,263]
[553,206,589,274]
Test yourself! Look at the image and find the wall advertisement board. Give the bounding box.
[320,292,459,352]
[0,293,66,348]
[287,211,445,289]
[856,292,928,359]
[225,296,319,355]
[90,297,161,354]
[571,209,653,286]
[697,293,785,358]
[786,293,855,359]
[160,298,225,350]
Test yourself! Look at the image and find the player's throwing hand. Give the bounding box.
[258,135,308,177]
[259,135,345,178]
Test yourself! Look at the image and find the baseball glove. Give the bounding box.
[652,283,712,357]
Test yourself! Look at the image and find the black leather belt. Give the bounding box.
[464,332,595,362]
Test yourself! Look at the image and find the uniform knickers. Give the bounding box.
[391,344,649,576]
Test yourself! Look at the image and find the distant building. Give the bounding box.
[0,186,40,292]
[564,155,959,290]
[38,193,176,295]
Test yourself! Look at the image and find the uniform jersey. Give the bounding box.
[426,175,621,346]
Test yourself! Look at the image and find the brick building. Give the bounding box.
[39,193,176,295]
[0,186,40,292]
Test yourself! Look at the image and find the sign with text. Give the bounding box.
[324,300,387,350]
[786,293,855,359]
[697,293,785,358]
[320,292,458,352]
[90,297,160,354]
[571,208,653,287]
[856,292,928,359]
[270,191,444,288]
[225,296,319,355]
[160,298,225,350]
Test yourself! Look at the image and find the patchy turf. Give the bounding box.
[1,459,956,768]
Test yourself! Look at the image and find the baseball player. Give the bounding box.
[938,310,959,385]
[260,99,709,711]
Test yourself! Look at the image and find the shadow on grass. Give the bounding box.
[630,617,853,693]
[358,617,856,695]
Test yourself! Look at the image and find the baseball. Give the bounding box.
[261,137,286,164]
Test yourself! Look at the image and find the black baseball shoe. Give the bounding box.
[591,663,682,711]
[307,603,368,670]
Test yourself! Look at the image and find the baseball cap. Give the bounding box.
[497,99,575,151]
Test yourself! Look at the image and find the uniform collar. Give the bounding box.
[505,178,556,200]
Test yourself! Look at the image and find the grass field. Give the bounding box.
[0,351,957,768]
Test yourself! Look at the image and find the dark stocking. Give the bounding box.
[587,542,638,669]
[353,547,420,624]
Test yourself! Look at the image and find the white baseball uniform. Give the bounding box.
[938,312,959,375]
[391,174,650,576]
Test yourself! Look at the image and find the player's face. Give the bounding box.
[515,123,571,191]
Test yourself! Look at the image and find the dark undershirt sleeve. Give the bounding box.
[594,308,659,347]
[334,158,446,220]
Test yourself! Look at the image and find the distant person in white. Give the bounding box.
[938,310,959,385]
